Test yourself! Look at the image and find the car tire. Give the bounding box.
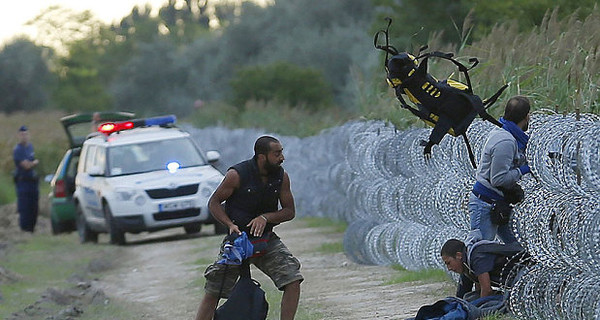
[77,205,98,243]
[214,222,228,235]
[104,204,126,245]
[184,223,202,234]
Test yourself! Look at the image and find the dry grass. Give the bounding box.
[366,7,600,128]
[453,7,600,115]
[0,110,70,204]
[188,99,354,137]
[0,110,71,175]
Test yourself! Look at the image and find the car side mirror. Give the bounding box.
[206,151,220,163]
[88,165,105,176]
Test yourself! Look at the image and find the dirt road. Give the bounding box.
[94,219,454,320]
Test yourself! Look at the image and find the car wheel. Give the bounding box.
[104,204,126,245]
[214,222,228,235]
[184,223,202,234]
[76,205,98,243]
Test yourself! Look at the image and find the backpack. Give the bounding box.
[374,18,508,168]
[214,260,269,320]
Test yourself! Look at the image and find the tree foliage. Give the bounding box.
[159,0,210,44]
[4,0,599,121]
[372,0,599,48]
[110,40,191,116]
[465,0,599,37]
[25,6,103,56]
[0,39,54,113]
[230,62,334,110]
[371,0,470,49]
[181,0,377,109]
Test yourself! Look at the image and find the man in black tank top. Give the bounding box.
[195,136,303,320]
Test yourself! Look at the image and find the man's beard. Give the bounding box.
[264,159,281,175]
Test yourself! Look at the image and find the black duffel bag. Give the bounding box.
[214,260,268,320]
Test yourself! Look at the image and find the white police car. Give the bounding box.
[74,115,227,245]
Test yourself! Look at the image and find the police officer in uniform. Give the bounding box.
[13,125,40,232]
[195,135,303,320]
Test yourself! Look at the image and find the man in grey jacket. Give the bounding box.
[470,96,532,244]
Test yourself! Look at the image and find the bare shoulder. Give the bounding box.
[282,170,291,182]
[221,168,241,188]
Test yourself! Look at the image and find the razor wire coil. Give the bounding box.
[185,112,600,320]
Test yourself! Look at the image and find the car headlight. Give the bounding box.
[115,188,137,201]
[134,195,146,206]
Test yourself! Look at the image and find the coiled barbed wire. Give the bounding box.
[185,112,599,320]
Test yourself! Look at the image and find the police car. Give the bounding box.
[74,115,227,245]
[49,112,136,235]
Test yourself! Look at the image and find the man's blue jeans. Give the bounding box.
[468,193,517,244]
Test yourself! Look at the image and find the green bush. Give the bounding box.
[230,62,334,111]
[0,173,16,205]
[187,100,352,137]
[240,100,353,137]
[186,101,239,128]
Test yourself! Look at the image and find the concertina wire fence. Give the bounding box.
[185,111,600,320]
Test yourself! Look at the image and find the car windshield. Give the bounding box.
[107,137,206,176]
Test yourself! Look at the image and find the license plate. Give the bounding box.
[159,200,195,212]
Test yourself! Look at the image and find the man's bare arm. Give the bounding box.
[264,171,295,223]
[208,169,241,235]
[477,272,493,297]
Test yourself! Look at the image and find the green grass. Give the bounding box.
[187,257,214,289]
[316,241,344,254]
[0,173,16,205]
[188,234,223,257]
[261,284,325,320]
[78,303,142,320]
[0,172,51,206]
[301,217,347,233]
[193,257,217,266]
[483,313,518,320]
[187,100,354,138]
[384,265,451,285]
[185,235,222,290]
[0,233,126,318]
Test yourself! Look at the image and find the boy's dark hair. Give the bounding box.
[441,239,466,257]
[254,136,279,156]
[503,96,531,123]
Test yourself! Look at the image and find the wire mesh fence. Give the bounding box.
[185,111,600,319]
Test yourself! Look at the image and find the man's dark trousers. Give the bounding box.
[17,180,39,232]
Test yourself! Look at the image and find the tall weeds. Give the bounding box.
[0,110,68,204]
[454,6,600,115]
[188,100,354,137]
[365,6,600,128]
[0,110,69,176]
